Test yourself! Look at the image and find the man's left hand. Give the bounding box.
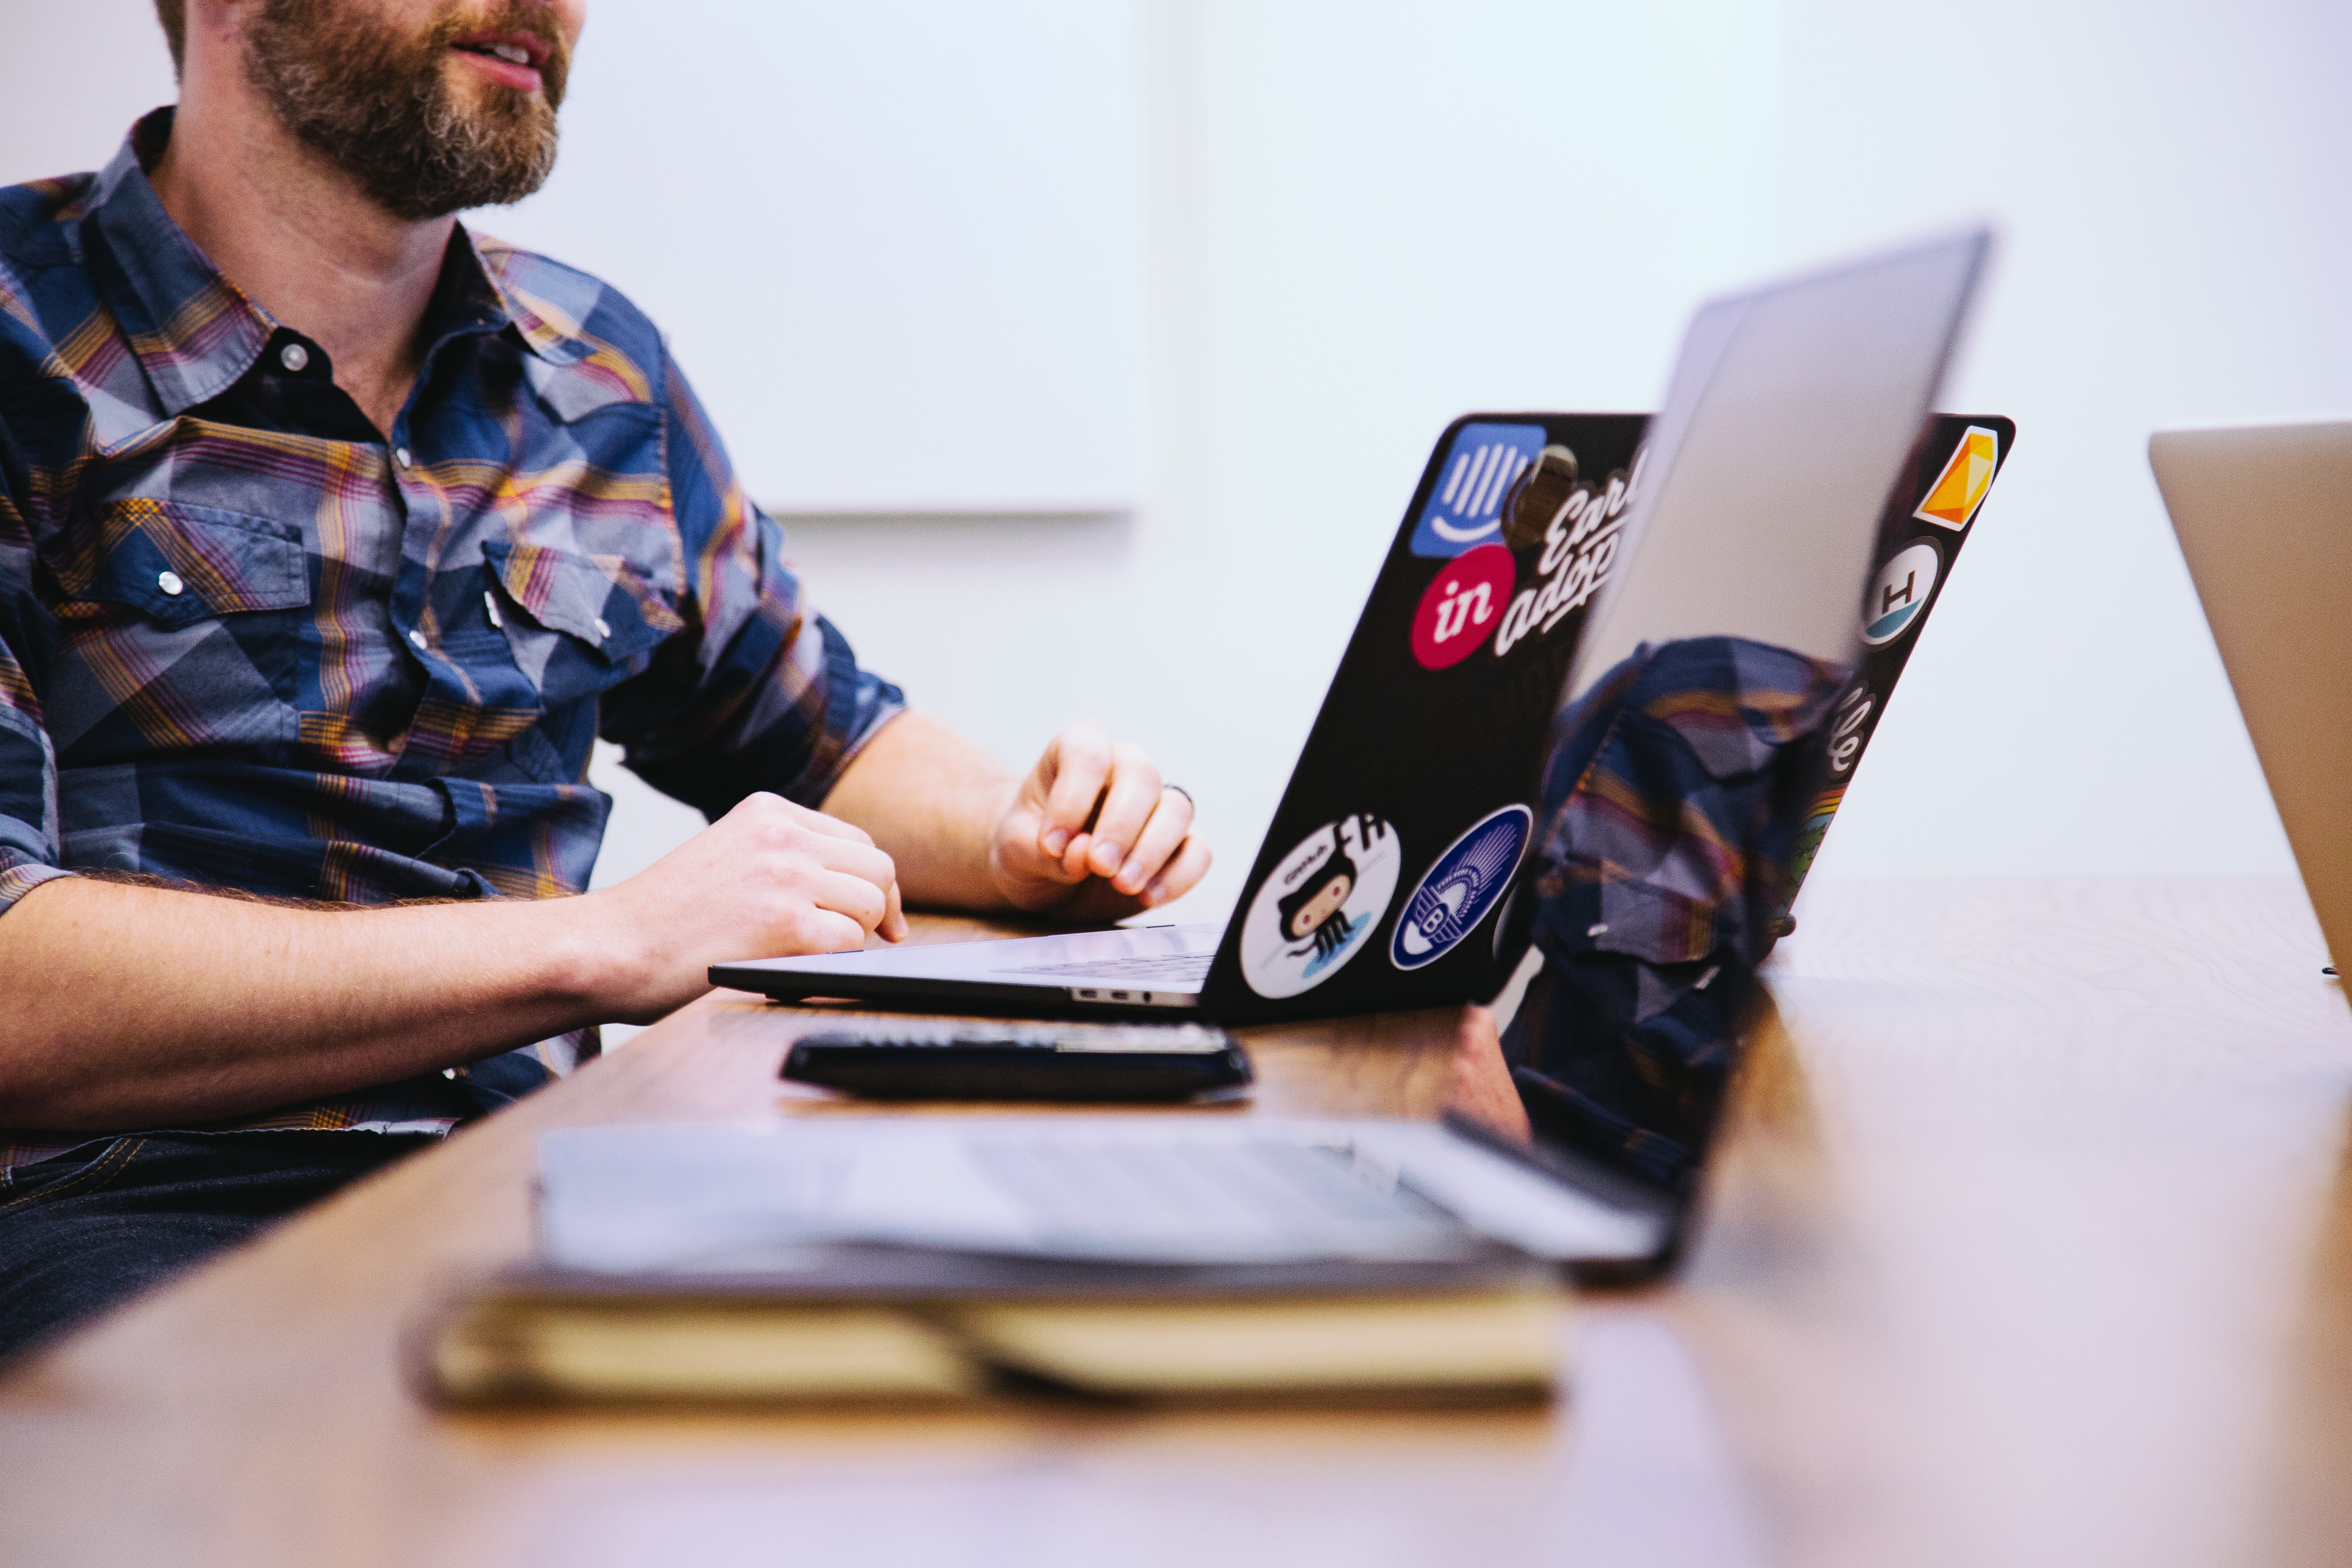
[989,721,1211,918]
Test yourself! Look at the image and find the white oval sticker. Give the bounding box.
[1862,539,1942,646]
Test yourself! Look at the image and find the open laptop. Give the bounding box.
[2152,422,2352,973]
[714,229,1993,1029]
[565,229,1994,1282]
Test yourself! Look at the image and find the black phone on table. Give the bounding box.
[780,1021,1251,1102]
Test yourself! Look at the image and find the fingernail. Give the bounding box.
[1092,843,1123,875]
[1043,830,1069,856]
[1140,879,1165,906]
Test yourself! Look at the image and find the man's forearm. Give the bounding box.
[0,877,607,1130]
[0,712,1188,1130]
[0,790,912,1131]
[822,712,1019,910]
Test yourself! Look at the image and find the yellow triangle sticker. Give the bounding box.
[1913,426,2000,531]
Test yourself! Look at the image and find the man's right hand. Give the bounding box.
[579,791,906,1023]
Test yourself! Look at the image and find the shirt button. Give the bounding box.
[157,570,184,596]
[279,342,310,373]
[408,628,429,651]
[394,447,412,469]
[592,617,611,641]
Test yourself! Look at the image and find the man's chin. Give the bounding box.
[245,0,562,219]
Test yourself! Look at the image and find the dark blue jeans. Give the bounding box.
[0,1130,437,1363]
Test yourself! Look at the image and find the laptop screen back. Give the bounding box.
[2153,421,2352,977]
[1571,230,1991,700]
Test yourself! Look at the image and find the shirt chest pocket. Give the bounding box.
[479,539,678,709]
[63,501,310,626]
[42,501,311,762]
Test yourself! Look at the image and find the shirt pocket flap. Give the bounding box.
[71,501,308,630]
[481,539,675,661]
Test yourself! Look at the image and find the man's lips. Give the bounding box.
[449,30,550,92]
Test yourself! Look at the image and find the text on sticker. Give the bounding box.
[1494,447,1647,658]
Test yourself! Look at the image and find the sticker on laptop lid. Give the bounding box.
[1409,544,1516,669]
[1503,446,1582,551]
[1240,813,1402,999]
[1492,446,1647,659]
[1825,680,1875,777]
[1914,425,2000,532]
[1409,423,1547,558]
[1787,782,1847,886]
[1861,538,1941,646]
[1390,804,1533,971]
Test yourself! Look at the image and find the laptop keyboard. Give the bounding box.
[966,1136,1462,1252]
[1008,954,1216,983]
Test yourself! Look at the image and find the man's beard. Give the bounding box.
[242,0,570,221]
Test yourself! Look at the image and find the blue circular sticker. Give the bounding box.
[1390,804,1534,971]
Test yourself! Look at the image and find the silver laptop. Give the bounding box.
[538,1115,1678,1277]
[2152,421,2352,975]
[711,227,1991,1029]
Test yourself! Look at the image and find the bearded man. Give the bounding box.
[0,0,1208,1359]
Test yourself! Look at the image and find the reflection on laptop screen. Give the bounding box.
[1509,229,1989,1192]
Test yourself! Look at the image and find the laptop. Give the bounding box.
[713,228,1994,1029]
[567,229,1993,1283]
[538,1112,1682,1282]
[2152,421,2352,972]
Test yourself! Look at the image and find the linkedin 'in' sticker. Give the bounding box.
[1410,544,1516,670]
[1409,423,1548,559]
[1862,539,1941,646]
[1240,814,1403,999]
[1390,805,1532,971]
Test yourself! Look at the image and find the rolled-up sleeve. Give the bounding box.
[0,433,69,916]
[597,351,905,818]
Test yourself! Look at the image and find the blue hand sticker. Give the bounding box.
[1409,423,1548,559]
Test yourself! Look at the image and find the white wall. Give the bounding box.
[9,0,2351,919]
[598,0,1788,921]
[1785,0,2352,887]
[487,1,1148,514]
[0,0,176,182]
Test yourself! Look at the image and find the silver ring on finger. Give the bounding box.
[1162,783,1193,808]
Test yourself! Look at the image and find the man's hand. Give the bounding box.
[582,792,906,1022]
[820,711,1211,919]
[1444,1004,1534,1143]
[989,720,1212,919]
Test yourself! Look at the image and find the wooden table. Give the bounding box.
[4,879,2350,1568]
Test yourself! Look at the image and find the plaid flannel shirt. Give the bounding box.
[0,111,904,1169]
[1505,636,1847,1184]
